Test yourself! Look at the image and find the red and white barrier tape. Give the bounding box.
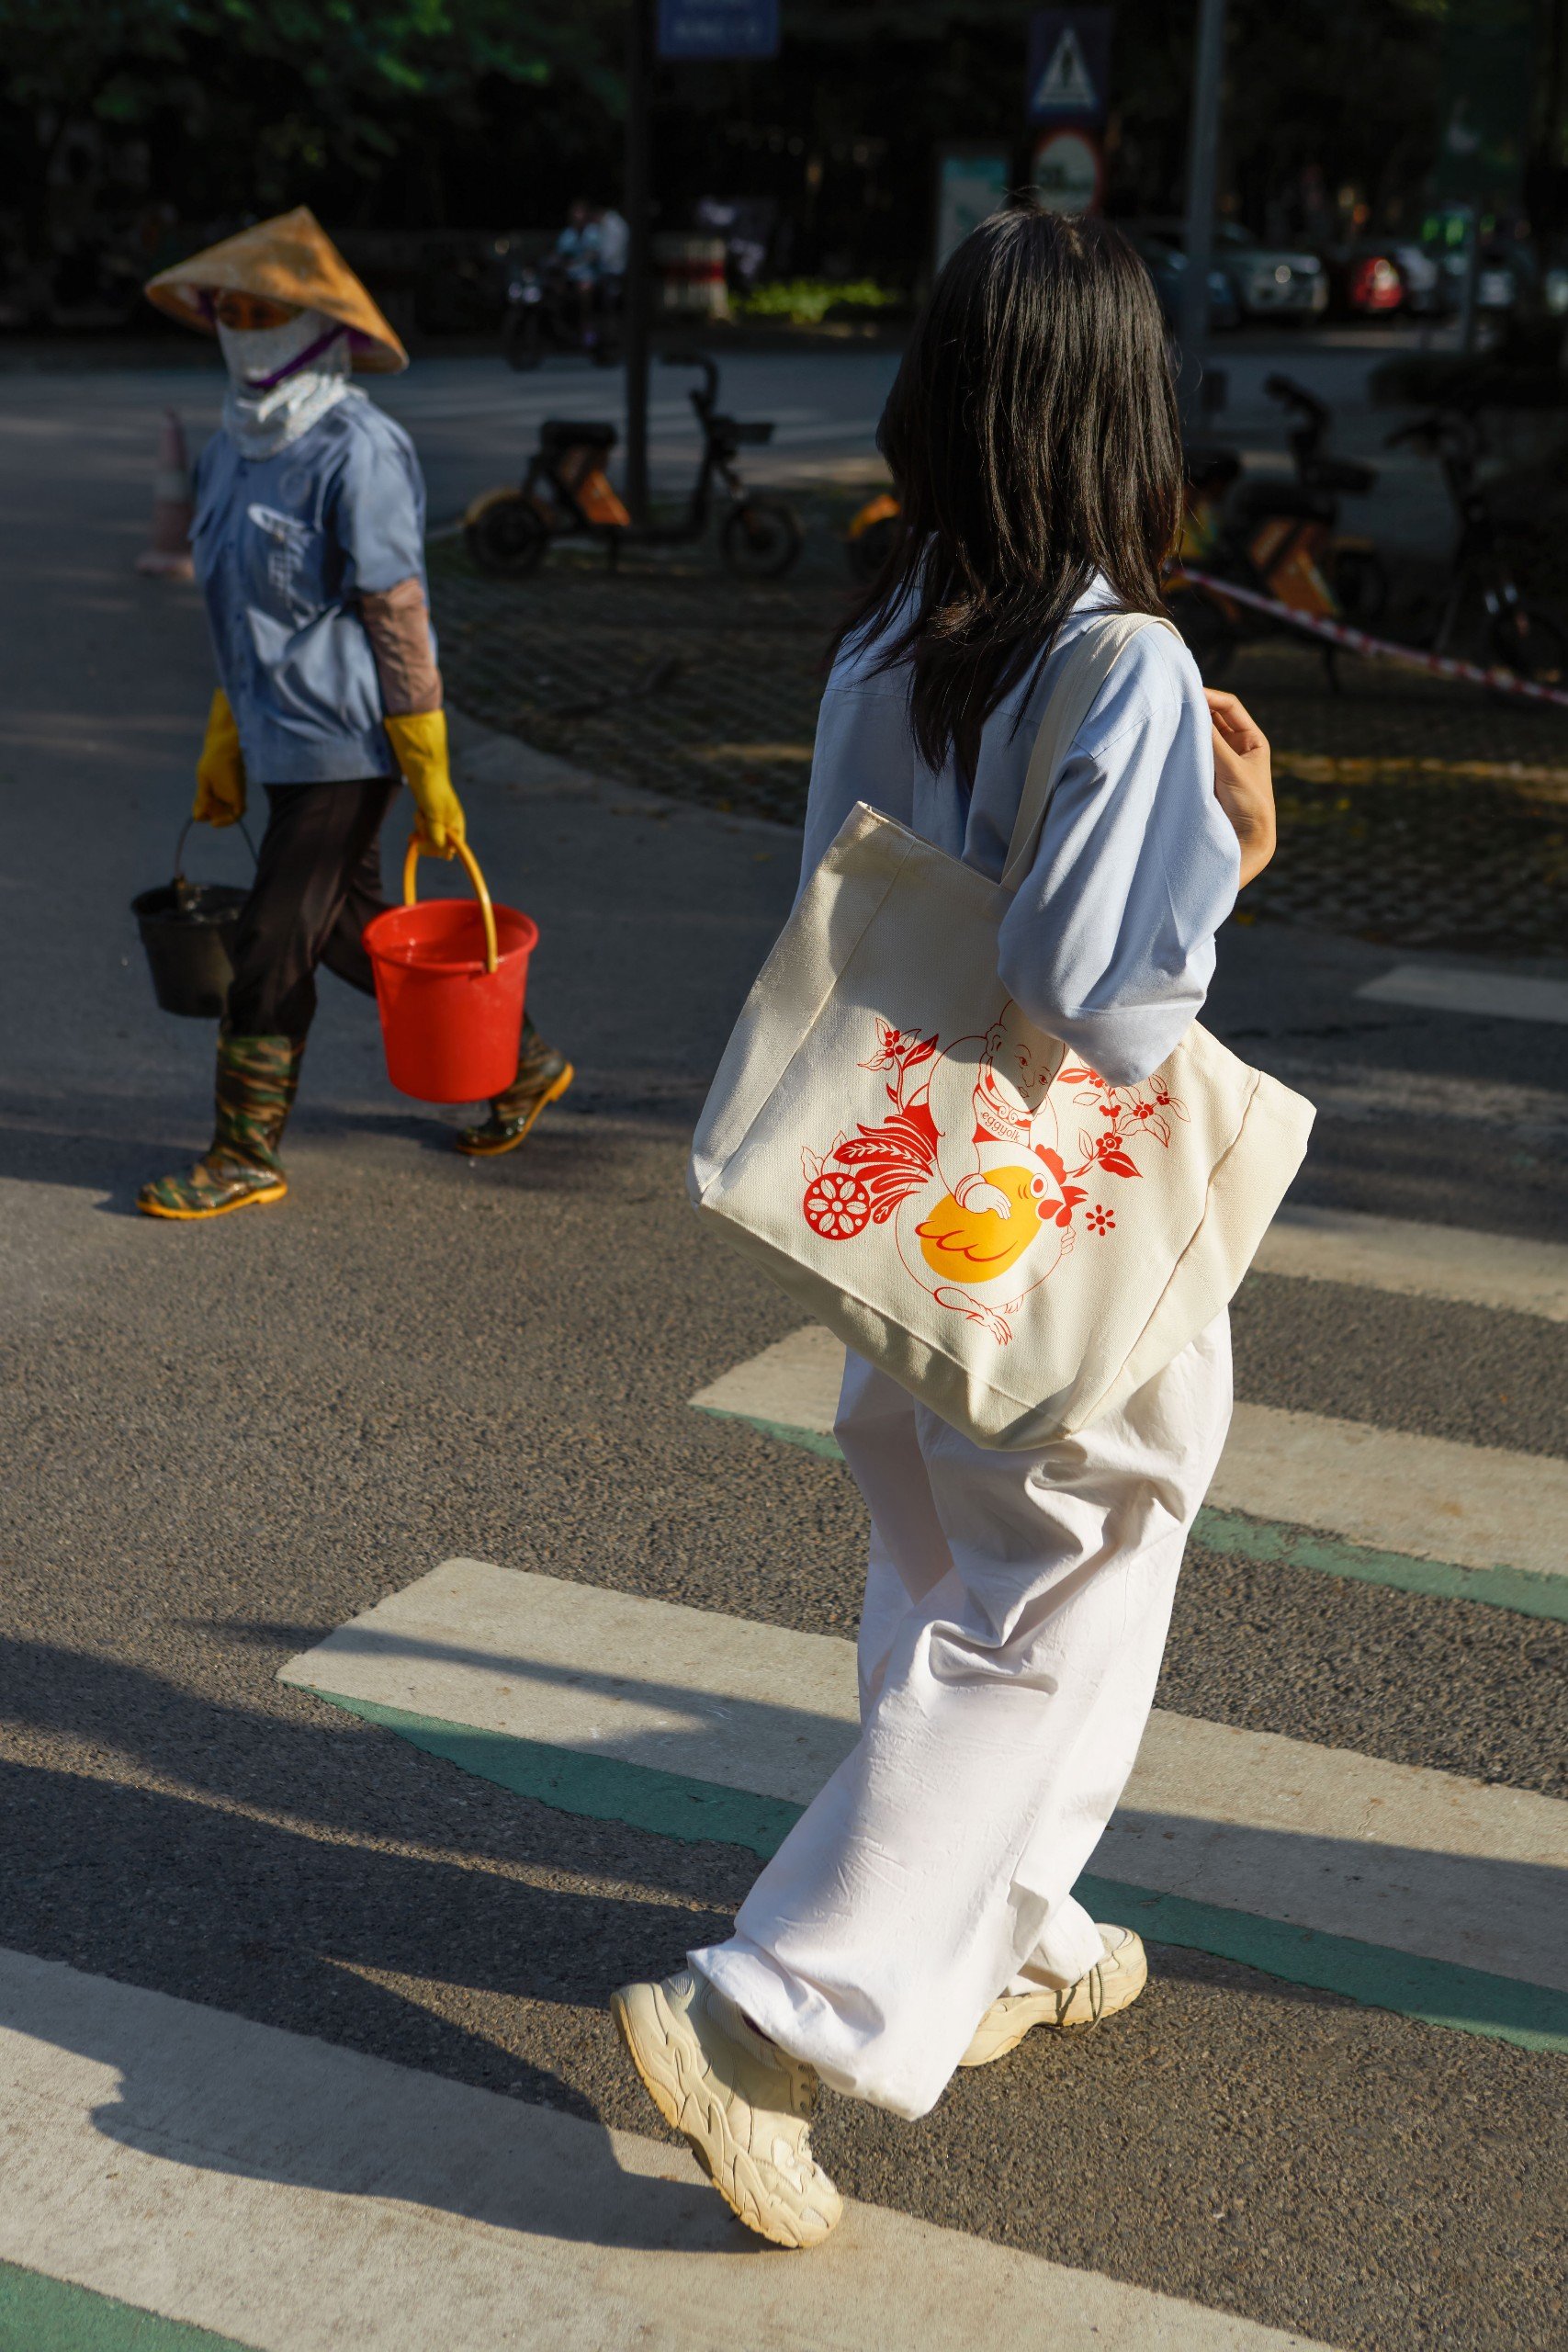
[1176,567,1568,712]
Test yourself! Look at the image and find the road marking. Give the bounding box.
[0,1948,1338,2352]
[1358,963,1568,1026]
[1256,1203,1568,1320]
[1212,1405,1568,1577]
[689,1325,1568,1619]
[1258,1054,1568,1141]
[280,1563,1568,2051]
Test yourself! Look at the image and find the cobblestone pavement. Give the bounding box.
[431,512,1568,956]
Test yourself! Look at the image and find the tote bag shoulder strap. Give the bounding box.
[998,610,1181,893]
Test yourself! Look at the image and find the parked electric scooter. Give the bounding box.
[1168,379,1386,679]
[1263,373,1387,623]
[465,352,803,578]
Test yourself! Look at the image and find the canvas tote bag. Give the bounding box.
[689,611,1315,1447]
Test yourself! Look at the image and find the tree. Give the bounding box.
[0,0,621,256]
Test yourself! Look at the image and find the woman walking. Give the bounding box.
[613,199,1277,2245]
[137,208,570,1220]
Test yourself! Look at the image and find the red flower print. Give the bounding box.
[1091,1134,1142,1178]
[1085,1205,1115,1236]
[803,1170,872,1239]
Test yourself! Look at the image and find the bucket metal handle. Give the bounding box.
[402,833,499,975]
[175,813,258,884]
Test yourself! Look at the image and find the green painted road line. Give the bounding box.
[694,1405,1568,1624]
[699,1409,847,1461]
[316,1689,1568,2059]
[0,2261,261,2352]
[1071,1878,1568,2058]
[1190,1508,1568,1622]
[318,1691,804,1858]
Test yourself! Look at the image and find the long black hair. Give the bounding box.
[835,196,1181,780]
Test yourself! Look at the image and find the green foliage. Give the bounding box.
[738,276,903,323]
[0,0,622,198]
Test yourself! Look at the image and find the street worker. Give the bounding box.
[137,206,572,1221]
[613,198,1278,2247]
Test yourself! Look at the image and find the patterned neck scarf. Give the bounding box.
[217,307,353,461]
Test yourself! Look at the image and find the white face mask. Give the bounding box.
[217,306,353,460]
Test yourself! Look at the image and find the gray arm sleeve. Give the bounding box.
[360,576,443,716]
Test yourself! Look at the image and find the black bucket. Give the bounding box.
[132,819,255,1018]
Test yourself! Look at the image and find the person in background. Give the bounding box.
[593,202,630,286]
[552,197,604,337]
[138,207,571,1219]
[612,199,1277,2249]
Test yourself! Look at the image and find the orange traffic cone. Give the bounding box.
[135,408,195,579]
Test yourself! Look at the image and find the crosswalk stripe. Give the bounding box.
[689,1326,1568,1621]
[1213,1405,1566,1576]
[1258,1055,1568,1142]
[279,1563,1568,2053]
[1358,964,1568,1026]
[0,1948,1340,2352]
[1255,1203,1568,1320]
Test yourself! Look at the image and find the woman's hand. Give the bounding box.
[1205,689,1276,888]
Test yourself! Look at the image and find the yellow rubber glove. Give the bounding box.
[384,708,467,857]
[193,688,246,826]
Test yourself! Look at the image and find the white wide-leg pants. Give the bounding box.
[690,1311,1233,2120]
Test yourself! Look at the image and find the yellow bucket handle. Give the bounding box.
[401,833,499,975]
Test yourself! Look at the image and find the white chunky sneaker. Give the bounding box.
[612,1970,843,2250]
[958,1927,1148,2068]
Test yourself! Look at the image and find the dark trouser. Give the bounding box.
[226,778,399,1042]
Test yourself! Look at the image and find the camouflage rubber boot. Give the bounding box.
[138,1033,303,1220]
[456,1017,574,1158]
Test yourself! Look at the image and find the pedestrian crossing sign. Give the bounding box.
[1027,7,1111,127]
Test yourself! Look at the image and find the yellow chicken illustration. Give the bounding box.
[915,1164,1051,1283]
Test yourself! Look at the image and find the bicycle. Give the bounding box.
[1384,408,1565,685]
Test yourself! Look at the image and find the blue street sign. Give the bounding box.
[658,0,780,61]
[1026,8,1111,128]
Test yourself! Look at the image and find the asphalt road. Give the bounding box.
[1,362,1564,2352]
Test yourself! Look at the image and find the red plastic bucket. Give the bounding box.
[364,836,537,1103]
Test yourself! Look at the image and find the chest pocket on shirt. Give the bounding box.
[245,502,323,618]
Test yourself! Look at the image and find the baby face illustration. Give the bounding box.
[983,1001,1060,1115]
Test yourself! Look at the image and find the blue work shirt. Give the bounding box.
[191,391,429,784]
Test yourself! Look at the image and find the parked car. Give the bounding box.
[1125,227,1240,333]
[1325,238,1448,321]
[1134,220,1326,322]
[1391,242,1448,316]
[1328,243,1404,317]
[1420,208,1532,323]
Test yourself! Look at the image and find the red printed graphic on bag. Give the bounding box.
[799,1006,1187,1343]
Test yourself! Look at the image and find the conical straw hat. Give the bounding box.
[145,206,407,374]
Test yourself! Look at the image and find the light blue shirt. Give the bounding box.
[191,391,428,785]
[799,583,1240,1084]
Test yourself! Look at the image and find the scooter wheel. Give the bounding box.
[1330,547,1389,628]
[721,500,803,580]
[466,493,549,576]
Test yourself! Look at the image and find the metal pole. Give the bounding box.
[1179,0,1227,429]
[1457,203,1480,355]
[624,0,653,524]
